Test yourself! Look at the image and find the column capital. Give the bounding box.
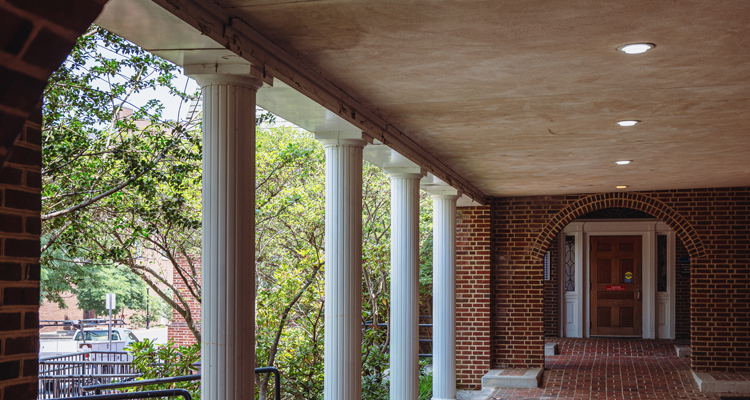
[315,131,368,148]
[184,63,270,89]
[424,186,461,199]
[384,167,425,180]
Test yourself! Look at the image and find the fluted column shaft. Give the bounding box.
[388,171,424,400]
[196,75,260,400]
[319,137,367,400]
[432,194,459,400]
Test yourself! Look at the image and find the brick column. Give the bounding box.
[0,111,43,400]
[455,206,491,389]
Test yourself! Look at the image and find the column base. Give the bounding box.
[441,388,495,400]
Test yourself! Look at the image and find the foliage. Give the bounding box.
[126,338,201,399]
[74,263,147,315]
[254,127,325,400]
[418,372,433,400]
[41,25,203,337]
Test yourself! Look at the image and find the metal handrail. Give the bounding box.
[49,388,192,400]
[86,374,199,393]
[255,367,282,398]
[82,367,282,400]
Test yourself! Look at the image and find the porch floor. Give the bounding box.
[489,338,748,400]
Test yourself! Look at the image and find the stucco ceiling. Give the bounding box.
[209,0,750,197]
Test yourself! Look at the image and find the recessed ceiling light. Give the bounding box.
[615,160,632,165]
[618,43,655,54]
[616,120,640,127]
[616,185,629,189]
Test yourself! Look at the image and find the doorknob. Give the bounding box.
[637,289,641,301]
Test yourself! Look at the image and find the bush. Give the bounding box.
[125,338,201,399]
[418,371,433,400]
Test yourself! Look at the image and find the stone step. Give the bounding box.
[675,344,691,357]
[482,368,543,389]
[545,342,559,356]
[693,371,750,393]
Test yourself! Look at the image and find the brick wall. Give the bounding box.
[455,206,491,389]
[543,240,559,337]
[675,238,691,340]
[490,197,552,369]
[0,0,107,168]
[487,189,750,373]
[0,115,42,400]
[168,256,201,346]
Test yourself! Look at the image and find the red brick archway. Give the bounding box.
[530,192,706,261]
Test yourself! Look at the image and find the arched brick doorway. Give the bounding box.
[531,193,705,343]
[530,192,706,261]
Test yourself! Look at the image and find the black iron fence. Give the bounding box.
[39,352,281,400]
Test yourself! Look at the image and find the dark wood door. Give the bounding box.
[590,236,642,336]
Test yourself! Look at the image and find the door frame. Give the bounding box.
[559,220,676,339]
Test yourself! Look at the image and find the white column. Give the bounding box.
[316,133,367,400]
[386,168,425,400]
[192,73,261,400]
[431,192,459,400]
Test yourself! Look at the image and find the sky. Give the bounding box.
[92,42,297,129]
[88,42,294,129]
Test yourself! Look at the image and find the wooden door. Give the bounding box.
[590,236,642,336]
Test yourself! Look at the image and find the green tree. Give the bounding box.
[74,264,147,315]
[41,25,204,336]
[254,126,325,400]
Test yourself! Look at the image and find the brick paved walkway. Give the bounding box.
[489,338,744,400]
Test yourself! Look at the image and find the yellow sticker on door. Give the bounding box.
[624,271,633,283]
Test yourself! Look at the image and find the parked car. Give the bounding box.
[73,328,140,343]
[39,319,137,354]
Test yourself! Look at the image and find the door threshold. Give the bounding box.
[589,335,643,338]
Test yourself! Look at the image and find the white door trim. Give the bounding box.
[560,220,675,339]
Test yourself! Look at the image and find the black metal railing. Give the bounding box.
[48,389,193,400]
[39,352,138,398]
[84,374,200,394]
[74,367,281,400]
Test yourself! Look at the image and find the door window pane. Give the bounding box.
[565,235,575,291]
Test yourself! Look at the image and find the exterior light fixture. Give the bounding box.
[616,185,629,189]
[618,43,655,54]
[615,160,632,165]
[616,120,640,127]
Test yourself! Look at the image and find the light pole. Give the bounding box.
[146,293,150,330]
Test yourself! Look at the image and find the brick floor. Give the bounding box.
[489,338,747,400]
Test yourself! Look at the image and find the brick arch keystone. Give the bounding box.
[530,192,706,260]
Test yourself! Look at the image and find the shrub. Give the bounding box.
[125,338,201,399]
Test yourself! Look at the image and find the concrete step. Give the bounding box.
[675,344,691,357]
[693,371,750,393]
[545,342,559,356]
[482,368,543,389]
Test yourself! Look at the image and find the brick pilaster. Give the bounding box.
[0,112,42,400]
[455,206,491,388]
